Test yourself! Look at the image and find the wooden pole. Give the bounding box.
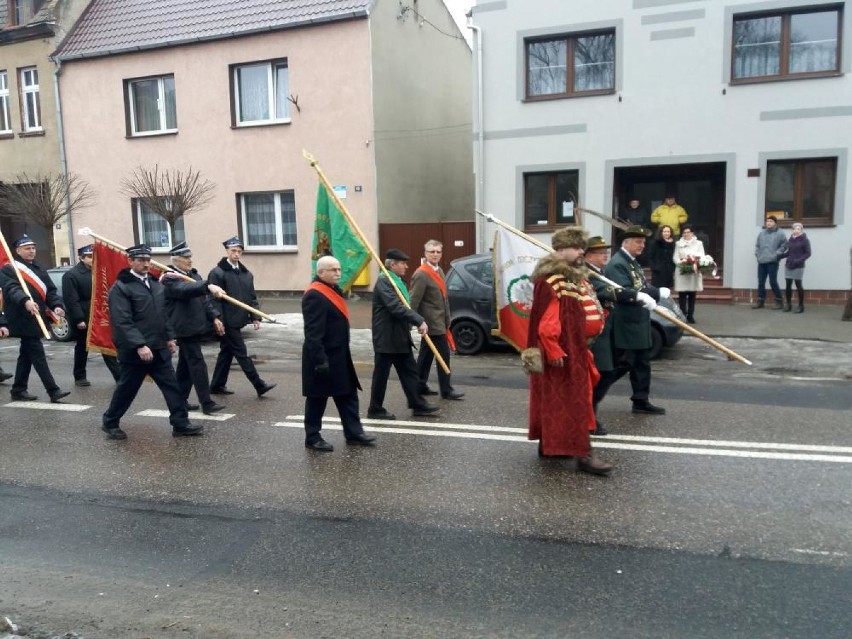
[476,210,753,366]
[0,230,51,339]
[77,229,277,323]
[304,149,451,375]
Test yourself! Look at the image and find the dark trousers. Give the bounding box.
[757,262,782,301]
[211,325,261,390]
[177,336,214,407]
[416,333,453,395]
[73,331,120,381]
[12,336,59,396]
[678,291,696,319]
[594,347,653,404]
[304,390,364,444]
[369,351,427,411]
[785,279,804,306]
[103,347,189,429]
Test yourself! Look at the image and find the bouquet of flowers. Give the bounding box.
[677,255,699,275]
[678,255,719,278]
[697,255,718,277]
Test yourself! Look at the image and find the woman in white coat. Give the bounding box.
[673,223,704,324]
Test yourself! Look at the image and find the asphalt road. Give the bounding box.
[1,329,850,638]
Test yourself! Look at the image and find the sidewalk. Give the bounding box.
[259,296,852,343]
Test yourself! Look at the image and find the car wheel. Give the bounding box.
[649,326,664,360]
[50,316,74,342]
[451,319,486,355]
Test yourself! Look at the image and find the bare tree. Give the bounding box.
[120,165,216,241]
[0,172,96,266]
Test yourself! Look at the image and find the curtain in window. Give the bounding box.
[275,65,290,119]
[734,17,781,78]
[140,202,184,247]
[528,40,567,96]
[765,163,795,214]
[574,33,614,91]
[238,64,270,122]
[525,175,549,226]
[163,76,178,129]
[801,160,834,219]
[244,194,277,245]
[132,79,161,132]
[789,12,838,74]
[24,91,40,129]
[280,192,297,245]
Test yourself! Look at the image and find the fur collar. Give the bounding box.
[116,268,153,284]
[216,256,249,274]
[531,254,588,284]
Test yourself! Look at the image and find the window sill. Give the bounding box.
[126,130,178,139]
[0,132,14,140]
[730,71,842,86]
[231,120,292,130]
[243,248,298,254]
[523,89,616,103]
[777,220,835,228]
[18,130,45,137]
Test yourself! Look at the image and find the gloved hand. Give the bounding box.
[658,287,671,300]
[636,291,657,311]
[314,362,330,377]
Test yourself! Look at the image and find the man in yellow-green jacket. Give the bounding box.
[650,193,688,235]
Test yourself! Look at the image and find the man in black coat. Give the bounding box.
[367,249,439,420]
[162,241,227,415]
[101,244,202,440]
[601,226,668,415]
[207,236,275,398]
[0,307,12,383]
[62,244,121,386]
[302,255,376,452]
[0,235,70,402]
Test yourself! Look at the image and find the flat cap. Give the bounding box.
[385,248,409,261]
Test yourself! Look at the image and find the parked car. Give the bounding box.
[46,266,75,342]
[446,253,684,358]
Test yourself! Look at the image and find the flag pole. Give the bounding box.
[0,230,51,339]
[303,149,451,375]
[77,229,277,323]
[475,210,752,366]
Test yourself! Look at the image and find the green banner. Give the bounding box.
[312,183,369,291]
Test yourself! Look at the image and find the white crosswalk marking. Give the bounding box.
[135,409,235,422]
[3,401,92,412]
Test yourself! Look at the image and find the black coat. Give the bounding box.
[162,268,220,339]
[61,261,94,325]
[602,249,660,351]
[587,263,638,371]
[108,268,174,359]
[0,260,64,338]
[647,238,676,288]
[301,278,360,398]
[371,274,424,354]
[208,258,258,329]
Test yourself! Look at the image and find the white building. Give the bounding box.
[470,0,851,303]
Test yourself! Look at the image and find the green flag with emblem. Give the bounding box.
[311,183,370,292]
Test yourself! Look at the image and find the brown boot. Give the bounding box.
[577,450,613,476]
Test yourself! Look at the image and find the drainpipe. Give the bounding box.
[52,56,74,263]
[467,12,485,252]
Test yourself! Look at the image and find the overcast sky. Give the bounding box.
[442,0,472,43]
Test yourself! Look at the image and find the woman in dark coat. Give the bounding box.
[782,222,812,313]
[648,225,676,289]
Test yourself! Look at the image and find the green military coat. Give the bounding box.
[602,249,659,351]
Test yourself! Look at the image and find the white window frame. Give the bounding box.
[135,199,185,252]
[127,75,177,136]
[0,71,11,134]
[239,191,297,250]
[233,60,291,127]
[20,67,41,132]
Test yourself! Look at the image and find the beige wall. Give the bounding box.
[369,0,474,223]
[59,19,376,290]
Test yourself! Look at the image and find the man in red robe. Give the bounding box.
[527,227,613,476]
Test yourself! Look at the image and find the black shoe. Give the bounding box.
[11,391,38,401]
[202,402,226,415]
[173,423,204,437]
[49,390,71,403]
[592,422,608,436]
[419,387,439,396]
[0,372,13,383]
[367,408,396,420]
[101,425,128,440]
[751,300,765,309]
[186,403,200,411]
[442,391,465,400]
[346,432,377,446]
[771,300,784,310]
[75,379,91,387]
[686,316,696,324]
[256,382,277,397]
[632,401,666,415]
[305,439,334,452]
[412,404,440,416]
[211,386,234,395]
[793,305,804,314]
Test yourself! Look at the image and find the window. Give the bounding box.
[464,260,494,288]
[524,171,580,230]
[526,30,615,99]
[732,7,841,82]
[10,0,36,26]
[232,60,290,126]
[766,158,836,225]
[0,71,11,133]
[239,191,297,249]
[19,67,41,131]
[135,199,185,250]
[126,75,176,136]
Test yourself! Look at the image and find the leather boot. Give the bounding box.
[783,302,792,312]
[751,299,764,309]
[577,450,613,476]
[793,304,804,314]
[772,299,784,310]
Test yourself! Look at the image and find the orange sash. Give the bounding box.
[415,265,456,351]
[306,281,350,322]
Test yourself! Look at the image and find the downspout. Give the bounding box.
[467,12,485,252]
[52,56,74,263]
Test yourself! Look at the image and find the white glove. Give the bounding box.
[658,287,671,300]
[636,291,657,311]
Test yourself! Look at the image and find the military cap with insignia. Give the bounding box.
[77,244,94,256]
[169,241,192,257]
[126,244,153,258]
[13,235,36,248]
[222,236,244,249]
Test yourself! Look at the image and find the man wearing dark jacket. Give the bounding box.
[0,306,12,383]
[0,235,70,402]
[302,255,376,452]
[162,241,227,415]
[101,244,202,440]
[207,236,275,397]
[367,249,439,420]
[62,244,121,386]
